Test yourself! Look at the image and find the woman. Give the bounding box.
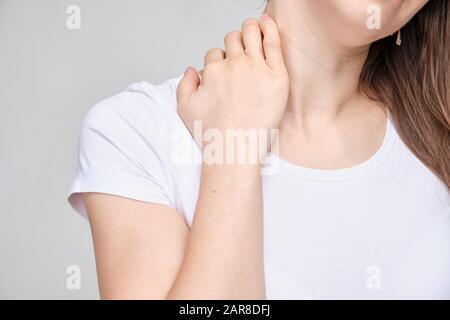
[68,0,450,299]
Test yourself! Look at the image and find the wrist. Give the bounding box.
[198,126,272,167]
[201,161,262,175]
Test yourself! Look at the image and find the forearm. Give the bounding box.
[167,13,286,299]
[166,163,265,299]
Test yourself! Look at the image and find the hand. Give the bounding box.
[177,15,289,161]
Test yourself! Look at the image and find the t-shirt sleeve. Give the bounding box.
[68,94,173,219]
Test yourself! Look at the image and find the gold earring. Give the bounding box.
[396,29,402,46]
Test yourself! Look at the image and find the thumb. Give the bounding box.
[177,67,200,103]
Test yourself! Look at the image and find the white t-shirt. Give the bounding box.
[68,76,450,299]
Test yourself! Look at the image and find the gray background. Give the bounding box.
[0,0,263,299]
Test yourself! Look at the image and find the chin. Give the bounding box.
[297,0,428,48]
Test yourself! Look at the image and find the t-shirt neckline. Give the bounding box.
[266,117,398,183]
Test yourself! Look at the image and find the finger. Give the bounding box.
[242,19,264,59]
[224,31,244,58]
[259,15,284,69]
[177,67,200,104]
[204,47,226,67]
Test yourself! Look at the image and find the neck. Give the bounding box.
[264,1,371,121]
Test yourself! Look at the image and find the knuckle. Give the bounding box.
[228,55,250,70]
[264,38,280,48]
[225,31,241,42]
[205,47,223,57]
[242,19,259,29]
[229,54,246,64]
[203,62,221,77]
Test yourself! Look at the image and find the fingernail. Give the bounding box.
[261,14,271,21]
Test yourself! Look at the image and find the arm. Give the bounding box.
[85,15,288,300]
[85,194,189,300]
[167,163,264,299]
[86,165,263,299]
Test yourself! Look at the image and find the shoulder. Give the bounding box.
[78,76,189,167]
[69,76,190,218]
[82,76,183,138]
[389,123,450,211]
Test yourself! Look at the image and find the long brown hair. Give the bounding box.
[360,0,450,188]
